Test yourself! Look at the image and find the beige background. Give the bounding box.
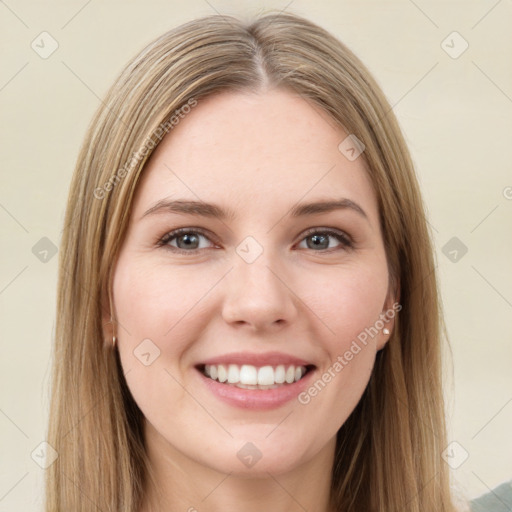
[1,0,511,510]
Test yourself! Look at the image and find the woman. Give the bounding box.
[45,11,461,511]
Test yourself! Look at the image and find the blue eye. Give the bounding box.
[159,228,213,252]
[158,227,353,253]
[298,229,353,251]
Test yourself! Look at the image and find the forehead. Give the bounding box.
[132,89,379,225]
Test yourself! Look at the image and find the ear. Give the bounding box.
[376,276,401,351]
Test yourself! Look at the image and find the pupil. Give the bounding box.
[309,234,328,250]
[178,234,198,249]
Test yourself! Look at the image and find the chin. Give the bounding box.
[203,436,314,477]
[211,452,304,477]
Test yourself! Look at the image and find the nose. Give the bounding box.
[221,252,299,332]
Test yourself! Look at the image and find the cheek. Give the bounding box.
[112,256,223,373]
[111,258,206,423]
[292,265,387,430]
[113,257,206,337]
[299,260,389,345]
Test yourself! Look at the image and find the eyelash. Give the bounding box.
[157,227,354,254]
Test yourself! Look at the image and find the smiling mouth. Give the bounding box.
[196,363,316,390]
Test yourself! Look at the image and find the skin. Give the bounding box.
[108,88,396,512]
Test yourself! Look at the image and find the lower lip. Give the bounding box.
[196,368,316,410]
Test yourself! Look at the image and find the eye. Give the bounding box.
[157,227,353,254]
[158,228,216,252]
[297,229,353,252]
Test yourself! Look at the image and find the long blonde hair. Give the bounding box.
[46,11,455,511]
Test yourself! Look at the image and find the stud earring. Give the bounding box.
[383,328,390,335]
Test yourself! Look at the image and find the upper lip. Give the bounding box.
[196,351,316,368]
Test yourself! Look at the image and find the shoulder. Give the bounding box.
[469,480,512,512]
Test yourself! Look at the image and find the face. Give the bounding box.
[109,89,396,477]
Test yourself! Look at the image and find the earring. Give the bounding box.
[112,335,117,348]
[383,328,390,335]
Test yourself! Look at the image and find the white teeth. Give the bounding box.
[227,364,239,383]
[240,365,258,385]
[201,363,309,387]
[285,365,295,383]
[217,364,227,383]
[275,365,285,384]
[258,366,274,386]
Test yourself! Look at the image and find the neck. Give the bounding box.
[140,421,336,512]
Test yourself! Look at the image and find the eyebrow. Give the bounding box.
[141,198,368,222]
